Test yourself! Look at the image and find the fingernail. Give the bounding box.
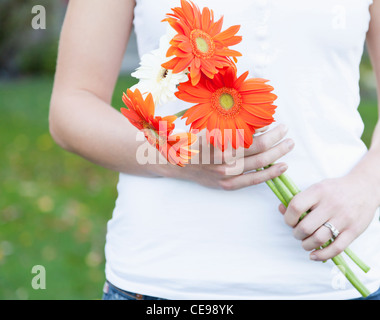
[280,165,288,173]
[287,139,295,150]
[310,254,318,261]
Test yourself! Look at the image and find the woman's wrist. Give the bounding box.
[348,148,380,208]
[145,160,184,179]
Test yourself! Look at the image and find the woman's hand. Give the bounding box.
[279,172,380,261]
[280,0,380,263]
[155,124,294,190]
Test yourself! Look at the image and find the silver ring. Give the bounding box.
[323,222,340,239]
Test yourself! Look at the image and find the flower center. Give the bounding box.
[190,29,215,59]
[219,93,235,110]
[212,88,242,117]
[157,67,169,82]
[196,37,209,53]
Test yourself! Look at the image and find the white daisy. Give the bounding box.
[131,29,189,106]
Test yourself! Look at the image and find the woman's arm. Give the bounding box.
[49,0,153,174]
[366,0,380,153]
[280,0,380,261]
[49,0,293,188]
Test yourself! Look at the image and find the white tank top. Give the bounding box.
[105,0,380,299]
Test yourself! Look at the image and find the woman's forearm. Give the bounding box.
[349,122,380,207]
[49,88,162,177]
[48,0,157,176]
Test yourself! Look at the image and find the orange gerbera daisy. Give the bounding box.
[121,88,198,167]
[162,0,242,86]
[176,67,277,151]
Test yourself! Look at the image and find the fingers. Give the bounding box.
[286,203,352,261]
[309,232,353,261]
[196,123,293,191]
[241,138,294,173]
[244,124,289,157]
[286,207,352,261]
[299,216,354,261]
[255,126,269,134]
[200,124,292,172]
[278,178,371,263]
[283,184,323,227]
[293,207,331,240]
[301,218,343,251]
[218,162,288,191]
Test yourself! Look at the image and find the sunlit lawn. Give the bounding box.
[0,75,378,300]
[0,75,137,300]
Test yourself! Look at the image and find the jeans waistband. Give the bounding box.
[104,280,166,300]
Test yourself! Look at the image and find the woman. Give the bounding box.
[49,0,380,300]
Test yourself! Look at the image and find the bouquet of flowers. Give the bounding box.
[120,0,371,297]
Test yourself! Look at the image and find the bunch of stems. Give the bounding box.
[263,165,371,297]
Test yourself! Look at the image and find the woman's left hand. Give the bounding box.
[279,172,379,261]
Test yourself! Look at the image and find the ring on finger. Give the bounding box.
[323,222,340,240]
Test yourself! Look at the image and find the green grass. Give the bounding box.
[358,98,379,147]
[0,75,378,300]
[0,75,137,300]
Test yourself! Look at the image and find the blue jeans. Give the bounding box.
[102,281,166,300]
[102,280,380,300]
[352,287,380,300]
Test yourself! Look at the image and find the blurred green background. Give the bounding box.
[0,1,378,300]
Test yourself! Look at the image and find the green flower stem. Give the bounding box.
[332,254,371,298]
[257,168,287,207]
[279,172,301,196]
[174,109,189,118]
[265,179,288,207]
[344,247,371,274]
[320,240,332,263]
[265,171,371,297]
[272,177,294,205]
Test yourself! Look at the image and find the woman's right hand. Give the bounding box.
[155,124,294,190]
